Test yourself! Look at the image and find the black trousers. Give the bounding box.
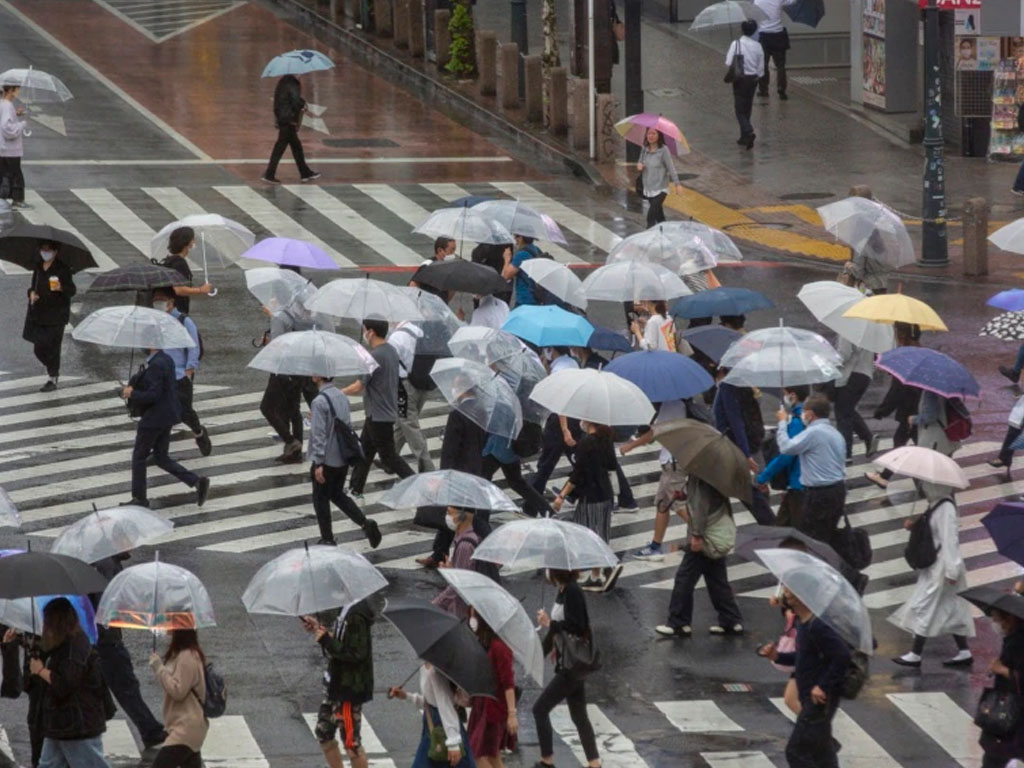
[152,744,202,768]
[482,455,553,517]
[732,76,758,139]
[645,192,668,228]
[785,699,839,768]
[31,324,63,379]
[131,426,199,503]
[261,374,303,443]
[667,549,743,628]
[528,414,580,515]
[175,375,203,435]
[1,155,24,202]
[96,641,164,745]
[835,372,873,458]
[999,425,1023,466]
[879,422,917,480]
[746,486,776,525]
[532,671,599,762]
[759,37,788,95]
[264,123,313,179]
[798,482,846,543]
[349,419,414,494]
[775,489,805,529]
[311,464,366,541]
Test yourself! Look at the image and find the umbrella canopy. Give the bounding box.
[472,518,619,570]
[72,305,195,350]
[150,214,255,269]
[261,49,335,78]
[756,548,873,654]
[582,261,691,303]
[414,208,513,245]
[496,350,551,425]
[520,260,587,310]
[959,586,1024,621]
[379,470,518,512]
[587,325,633,353]
[241,237,337,270]
[451,195,495,208]
[49,506,173,564]
[873,446,969,489]
[0,486,21,528]
[679,325,742,364]
[690,1,767,30]
[0,222,96,272]
[989,219,1024,256]
[95,558,216,630]
[842,291,947,331]
[473,200,568,244]
[502,305,594,348]
[529,368,654,426]
[670,286,774,319]
[401,290,463,355]
[88,263,188,293]
[614,113,690,156]
[0,591,98,644]
[987,289,1024,313]
[248,330,377,378]
[439,569,545,685]
[0,68,73,102]
[817,197,915,269]
[734,525,843,569]
[980,312,1024,342]
[875,346,979,400]
[245,267,315,314]
[0,551,109,599]
[604,350,714,402]
[654,419,753,504]
[448,326,524,365]
[305,278,424,322]
[784,0,826,27]
[242,544,387,616]
[412,259,509,296]
[981,504,1024,567]
[383,599,496,698]
[720,324,842,388]
[661,221,743,262]
[797,280,896,354]
[429,358,523,440]
[606,224,720,276]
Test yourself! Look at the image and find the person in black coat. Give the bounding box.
[122,348,210,508]
[979,602,1024,767]
[1,625,46,767]
[22,240,76,392]
[261,74,319,184]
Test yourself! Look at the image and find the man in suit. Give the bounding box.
[122,348,211,507]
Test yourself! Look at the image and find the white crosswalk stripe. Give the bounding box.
[72,187,157,256]
[886,693,985,768]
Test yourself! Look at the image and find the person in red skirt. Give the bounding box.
[466,610,518,768]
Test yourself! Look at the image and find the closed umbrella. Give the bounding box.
[401,289,464,355]
[842,291,947,332]
[49,505,174,564]
[987,289,1024,313]
[414,208,512,245]
[980,504,1024,567]
[654,418,753,504]
[874,347,979,400]
[604,350,714,402]
[817,197,915,269]
[690,0,767,29]
[473,200,568,244]
[248,330,377,378]
[95,556,216,631]
[520,260,588,310]
[670,286,774,319]
[0,68,73,103]
[582,261,691,303]
[245,267,316,314]
[242,544,387,616]
[679,325,741,364]
[502,305,594,348]
[797,280,896,354]
[305,277,424,322]
[88,263,188,293]
[529,368,654,426]
[448,326,524,365]
[430,358,523,440]
[261,49,335,77]
[439,569,545,685]
[379,470,518,512]
[784,0,826,27]
[472,518,619,571]
[0,486,20,528]
[0,551,109,599]
[734,526,842,569]
[959,586,1024,621]
[412,260,509,296]
[150,214,255,287]
[720,323,842,388]
[0,222,96,272]
[873,446,970,489]
[989,218,1024,256]
[241,237,337,270]
[72,306,195,349]
[614,113,690,156]
[980,312,1024,341]
[606,225,719,276]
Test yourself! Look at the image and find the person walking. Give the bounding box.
[30,598,112,768]
[501,234,543,307]
[388,663,476,768]
[2,625,50,767]
[998,344,1024,385]
[629,300,677,352]
[433,506,482,619]
[757,386,808,528]
[533,570,601,768]
[160,228,213,316]
[977,601,1024,767]
[388,321,435,473]
[725,20,765,149]
[410,238,456,300]
[466,612,517,768]
[122,346,211,508]
[527,348,581,517]
[261,74,320,184]
[345,319,416,497]
[0,83,29,209]
[22,239,75,392]
[147,630,208,768]
[988,392,1024,480]
[636,129,682,227]
[713,370,775,525]
[150,288,212,457]
[303,599,375,768]
[309,373,382,548]
[914,390,964,457]
[654,475,744,637]
[833,337,877,462]
[866,322,922,490]
[753,0,796,99]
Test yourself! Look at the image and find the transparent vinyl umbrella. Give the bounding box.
[49,505,173,564]
[720,322,842,388]
[582,261,691,303]
[0,67,73,103]
[430,358,523,440]
[72,306,195,350]
[472,199,567,244]
[817,197,915,269]
[245,267,316,314]
[606,224,722,276]
[305,277,424,322]
[400,289,464,355]
[150,214,255,291]
[95,555,216,633]
[520,259,587,310]
[378,470,518,512]
[248,330,377,378]
[414,208,513,245]
[472,518,618,571]
[690,0,767,30]
[495,349,550,425]
[529,368,655,426]
[797,280,896,354]
[447,326,524,366]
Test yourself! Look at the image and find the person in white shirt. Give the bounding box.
[753,0,797,99]
[389,664,473,767]
[725,20,766,149]
[0,84,29,209]
[387,321,435,472]
[470,294,509,330]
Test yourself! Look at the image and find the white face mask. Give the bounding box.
[152,301,170,313]
[445,516,458,531]
[800,412,812,425]
[543,348,553,362]
[40,250,56,262]
[991,617,1005,636]
[468,616,479,632]
[784,394,797,408]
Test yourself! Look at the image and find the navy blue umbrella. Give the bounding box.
[604,350,714,402]
[875,346,980,400]
[670,287,774,320]
[784,0,825,28]
[982,504,1024,566]
[587,325,633,353]
[679,325,742,364]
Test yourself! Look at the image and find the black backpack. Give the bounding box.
[830,512,872,571]
[512,421,543,458]
[904,502,943,570]
[320,394,365,465]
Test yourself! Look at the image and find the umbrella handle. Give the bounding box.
[387,666,420,697]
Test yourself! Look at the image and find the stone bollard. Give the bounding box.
[374,0,392,36]
[478,30,497,96]
[408,0,424,57]
[500,42,519,110]
[962,197,989,277]
[848,184,873,200]
[524,55,543,123]
[547,67,568,135]
[394,0,408,47]
[434,9,451,68]
[568,76,589,152]
[596,93,617,162]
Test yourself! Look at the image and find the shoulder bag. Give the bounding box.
[831,512,872,571]
[724,40,744,83]
[425,705,463,762]
[976,673,1022,739]
[321,394,365,465]
[554,628,602,678]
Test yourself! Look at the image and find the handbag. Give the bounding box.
[724,40,745,83]
[830,513,872,571]
[702,510,737,559]
[554,629,601,678]
[425,705,463,763]
[976,675,1022,739]
[770,613,797,673]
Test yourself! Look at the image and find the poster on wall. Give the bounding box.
[978,37,1000,70]
[863,36,886,108]
[954,8,980,35]
[863,0,885,37]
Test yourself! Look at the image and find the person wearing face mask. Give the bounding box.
[890,481,974,668]
[432,507,481,619]
[22,240,76,392]
[757,386,809,528]
[160,228,213,316]
[1,83,29,209]
[978,601,1024,767]
[501,234,542,308]
[466,610,517,768]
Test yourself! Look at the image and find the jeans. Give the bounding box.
[798,482,846,544]
[732,76,758,139]
[311,464,366,541]
[131,426,199,503]
[758,35,788,95]
[1015,161,1024,193]
[1,155,24,203]
[527,414,580,515]
[261,374,303,443]
[645,192,667,227]
[152,745,201,768]
[532,671,598,762]
[482,455,553,517]
[349,419,414,494]
[835,372,873,458]
[96,641,164,745]
[667,549,743,628]
[393,383,435,472]
[264,123,313,179]
[785,699,839,768]
[39,736,111,768]
[1000,425,1023,466]
[175,376,203,435]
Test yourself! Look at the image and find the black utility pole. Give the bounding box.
[624,0,643,163]
[511,0,528,99]
[920,0,949,267]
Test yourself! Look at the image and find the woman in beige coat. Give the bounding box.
[148,630,208,768]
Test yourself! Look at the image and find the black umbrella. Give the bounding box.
[959,586,1024,621]
[735,525,843,569]
[412,260,509,296]
[0,551,109,599]
[784,0,826,28]
[383,598,496,698]
[88,263,187,292]
[587,325,632,353]
[0,223,96,273]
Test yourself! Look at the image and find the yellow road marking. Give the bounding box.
[738,204,823,226]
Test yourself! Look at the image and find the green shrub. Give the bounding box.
[446,0,476,77]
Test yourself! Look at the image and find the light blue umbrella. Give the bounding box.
[502,305,594,348]
[261,50,335,78]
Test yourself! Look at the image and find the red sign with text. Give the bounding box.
[917,0,981,7]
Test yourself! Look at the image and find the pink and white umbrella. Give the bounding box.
[615,113,690,156]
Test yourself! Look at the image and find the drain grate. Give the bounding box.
[779,191,835,201]
[321,138,400,148]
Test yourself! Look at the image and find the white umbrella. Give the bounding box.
[0,67,73,103]
[582,261,691,302]
[72,306,195,349]
[430,357,523,440]
[472,517,618,571]
[989,218,1024,256]
[378,470,518,512]
[797,280,896,354]
[520,260,587,309]
[248,330,377,378]
[49,506,173,564]
[0,486,20,528]
[245,267,315,314]
[873,446,970,489]
[400,288,464,355]
[817,197,915,269]
[150,214,256,290]
[529,368,655,426]
[414,208,513,245]
[690,0,767,30]
[720,323,842,388]
[305,278,424,322]
[472,200,568,244]
[95,556,216,631]
[439,569,545,685]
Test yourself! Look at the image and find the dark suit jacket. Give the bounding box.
[440,407,486,477]
[129,351,182,429]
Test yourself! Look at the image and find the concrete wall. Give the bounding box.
[786,0,851,68]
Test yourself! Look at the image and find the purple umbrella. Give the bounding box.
[982,503,1024,567]
[875,347,980,400]
[241,237,336,270]
[987,289,1024,312]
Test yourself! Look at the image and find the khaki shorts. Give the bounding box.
[655,463,687,514]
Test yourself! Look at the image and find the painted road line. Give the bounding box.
[284,185,421,267]
[202,527,431,554]
[203,715,269,768]
[551,704,648,768]
[655,700,744,732]
[701,752,775,768]
[141,186,208,219]
[490,181,623,253]
[0,380,135,411]
[770,698,901,768]
[0,726,13,762]
[23,157,516,166]
[213,186,355,269]
[0,373,83,393]
[151,3,246,44]
[887,692,984,768]
[302,712,394,763]
[103,719,142,761]
[353,183,433,229]
[19,191,117,272]
[71,188,157,256]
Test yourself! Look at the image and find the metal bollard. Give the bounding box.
[962,197,989,277]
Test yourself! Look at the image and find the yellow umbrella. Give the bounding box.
[841,291,947,332]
